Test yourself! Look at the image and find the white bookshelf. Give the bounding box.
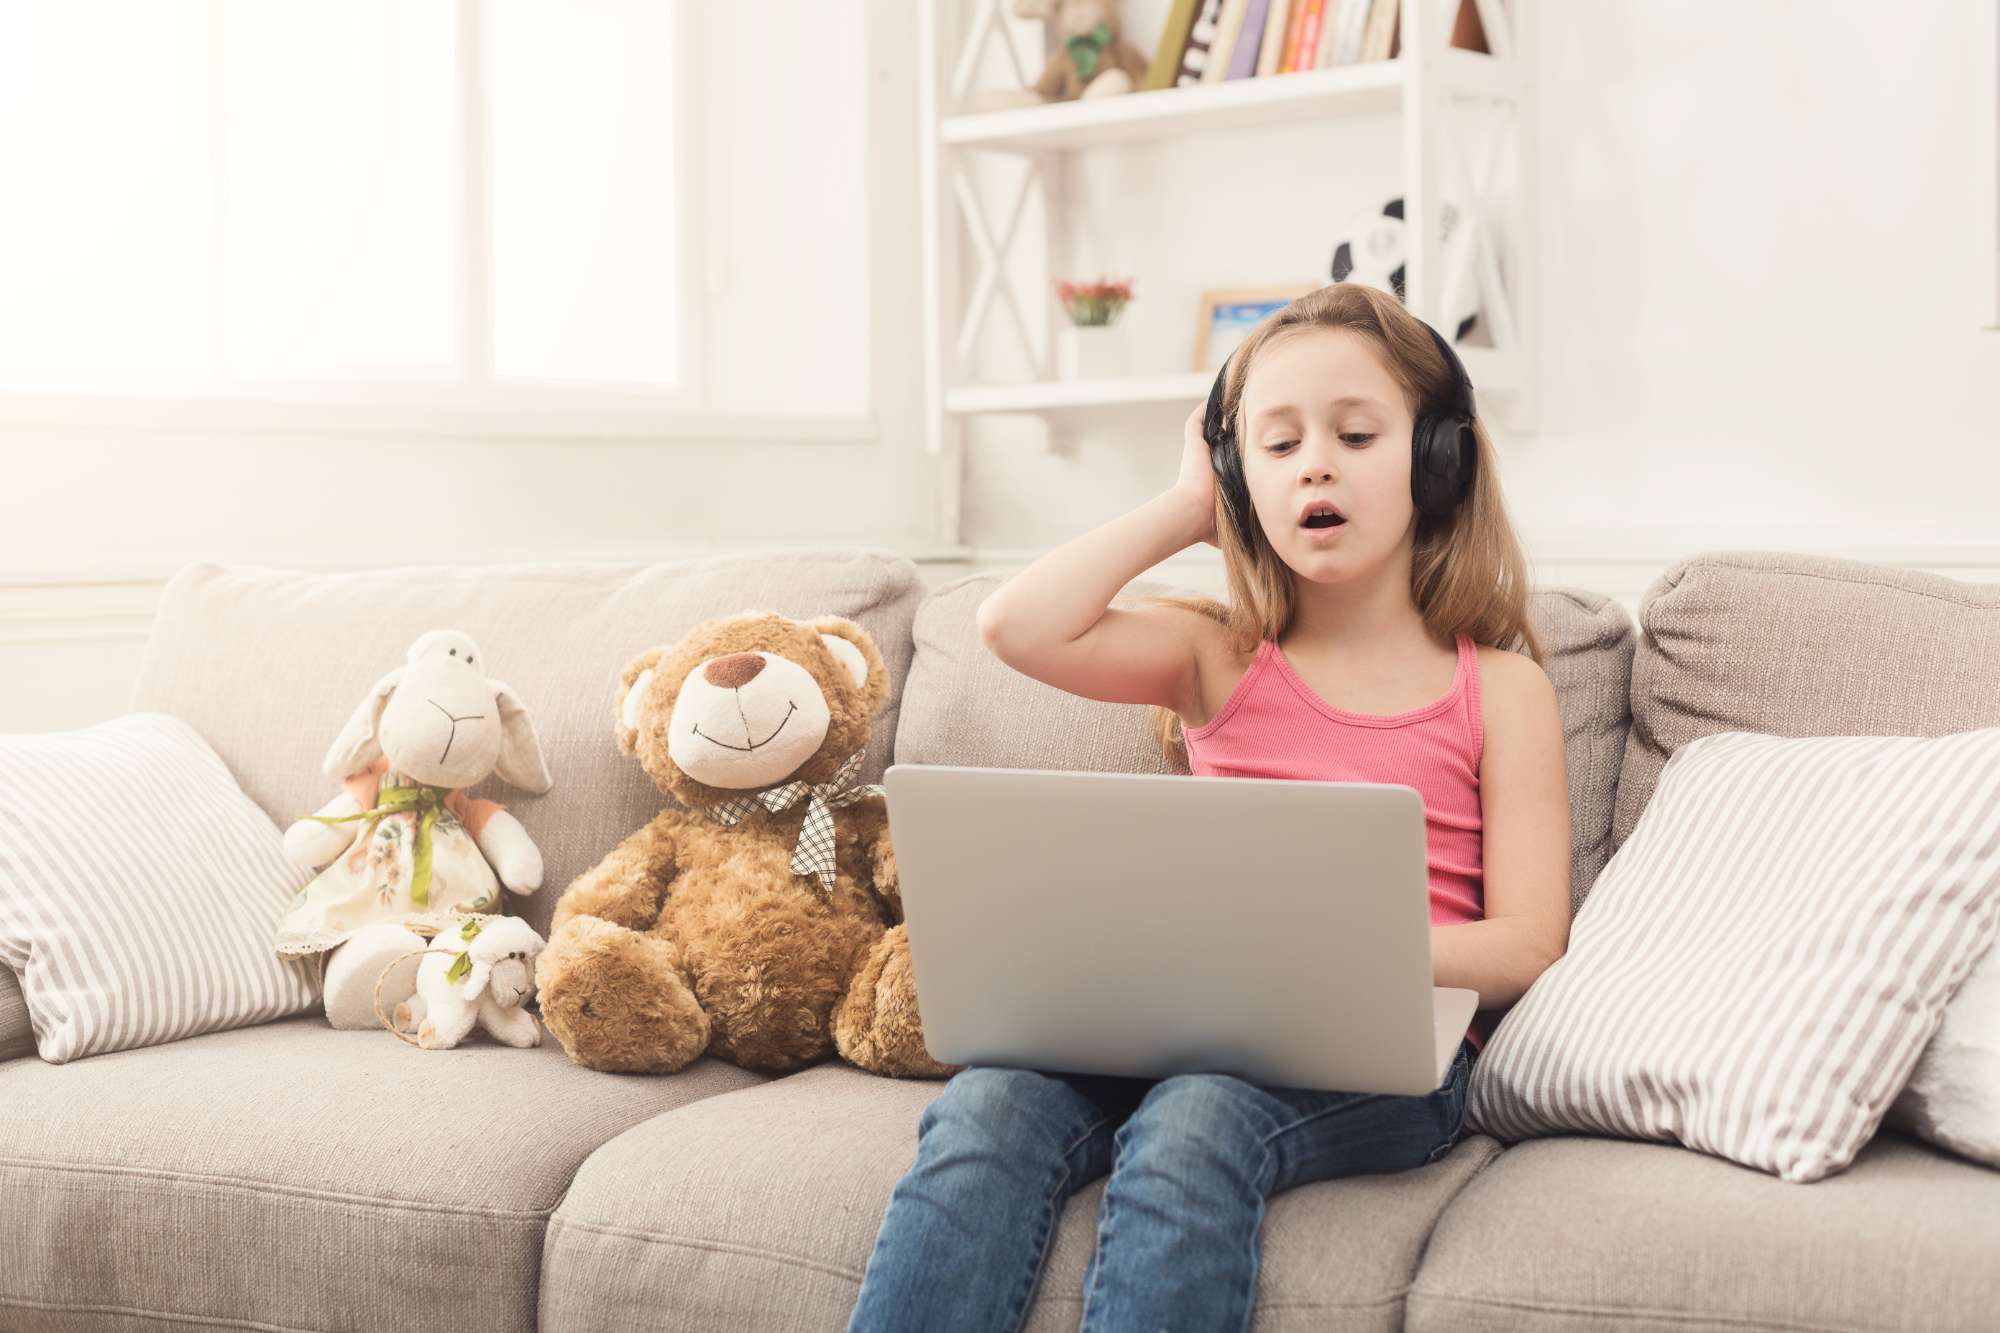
[917,0,1534,548]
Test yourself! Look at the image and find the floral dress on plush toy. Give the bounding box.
[277,629,553,1029]
[274,755,507,951]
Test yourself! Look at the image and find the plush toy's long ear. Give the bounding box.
[322,668,403,781]
[489,678,553,793]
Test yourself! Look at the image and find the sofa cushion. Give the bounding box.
[895,575,1635,917]
[1405,1129,2000,1332]
[130,548,926,939]
[539,1061,1502,1332]
[0,1016,765,1333]
[1614,549,2000,856]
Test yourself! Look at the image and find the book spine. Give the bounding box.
[1256,0,1294,76]
[1362,0,1399,62]
[1278,0,1308,71]
[1204,0,1249,84]
[1341,0,1372,63]
[1228,0,1272,79]
[1176,0,1228,85]
[1318,0,1354,67]
[1144,0,1203,91]
[1295,0,1327,71]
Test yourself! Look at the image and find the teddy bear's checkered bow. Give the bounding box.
[703,748,882,896]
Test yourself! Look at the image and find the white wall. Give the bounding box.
[958,0,2000,596]
[4,0,1998,733]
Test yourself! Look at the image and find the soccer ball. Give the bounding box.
[1329,196,1480,341]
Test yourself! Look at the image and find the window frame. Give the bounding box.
[0,0,878,444]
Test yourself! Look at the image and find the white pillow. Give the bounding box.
[0,967,32,1061]
[1884,933,2000,1168]
[1465,726,2000,1183]
[0,713,319,1062]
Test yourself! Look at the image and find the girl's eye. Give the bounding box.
[1267,434,1375,452]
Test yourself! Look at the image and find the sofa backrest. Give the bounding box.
[895,575,1637,919]
[130,549,927,939]
[1614,550,2000,860]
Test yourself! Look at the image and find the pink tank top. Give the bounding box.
[1180,631,1493,1052]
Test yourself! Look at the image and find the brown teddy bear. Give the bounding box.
[534,611,956,1080]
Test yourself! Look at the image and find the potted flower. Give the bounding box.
[1052,275,1134,379]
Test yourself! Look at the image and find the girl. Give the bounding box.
[846,282,1573,1333]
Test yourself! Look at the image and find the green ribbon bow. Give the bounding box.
[1066,22,1114,82]
[445,918,483,985]
[309,781,450,908]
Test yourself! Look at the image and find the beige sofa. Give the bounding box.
[2,546,1995,1332]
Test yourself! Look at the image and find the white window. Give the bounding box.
[0,1,872,439]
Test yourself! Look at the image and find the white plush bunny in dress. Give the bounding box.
[275,630,554,1030]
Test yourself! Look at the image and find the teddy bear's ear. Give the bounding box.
[614,647,667,756]
[809,615,887,715]
[818,633,868,690]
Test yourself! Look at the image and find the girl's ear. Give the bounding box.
[616,648,668,756]
[489,679,553,793]
[322,668,403,780]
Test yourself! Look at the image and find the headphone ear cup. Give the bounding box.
[1204,360,1256,545]
[1410,414,1472,517]
[1410,414,1444,516]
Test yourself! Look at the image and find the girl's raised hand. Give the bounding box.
[1173,401,1221,549]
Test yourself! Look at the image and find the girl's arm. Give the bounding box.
[976,406,1219,712]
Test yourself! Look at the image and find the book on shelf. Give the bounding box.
[1129,0,1489,97]
[1362,0,1400,63]
[1254,0,1293,75]
[1142,0,1202,91]
[1203,0,1253,83]
[1287,0,1325,71]
[1225,0,1273,79]
[1339,0,1375,65]
[1174,0,1229,87]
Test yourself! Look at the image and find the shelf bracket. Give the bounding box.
[951,164,1043,374]
[950,0,1032,106]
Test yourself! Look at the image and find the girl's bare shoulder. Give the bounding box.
[1182,613,1258,732]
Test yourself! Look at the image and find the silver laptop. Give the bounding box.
[884,764,1478,1096]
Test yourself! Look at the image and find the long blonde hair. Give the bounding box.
[1147,281,1543,770]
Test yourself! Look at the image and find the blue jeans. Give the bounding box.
[846,1037,1476,1333]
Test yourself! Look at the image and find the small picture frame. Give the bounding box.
[1193,285,1318,374]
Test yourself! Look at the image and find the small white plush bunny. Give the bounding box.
[393,915,546,1051]
[274,629,554,1030]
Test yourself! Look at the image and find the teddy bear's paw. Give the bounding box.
[536,916,709,1074]
[833,925,961,1080]
[870,836,900,902]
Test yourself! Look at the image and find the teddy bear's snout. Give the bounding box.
[703,653,766,690]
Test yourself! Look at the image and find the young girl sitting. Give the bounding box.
[845,281,1574,1333]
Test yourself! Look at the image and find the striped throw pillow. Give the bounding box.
[1465,726,2000,1183]
[0,713,319,1063]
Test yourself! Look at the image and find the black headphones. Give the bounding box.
[1203,318,1478,544]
